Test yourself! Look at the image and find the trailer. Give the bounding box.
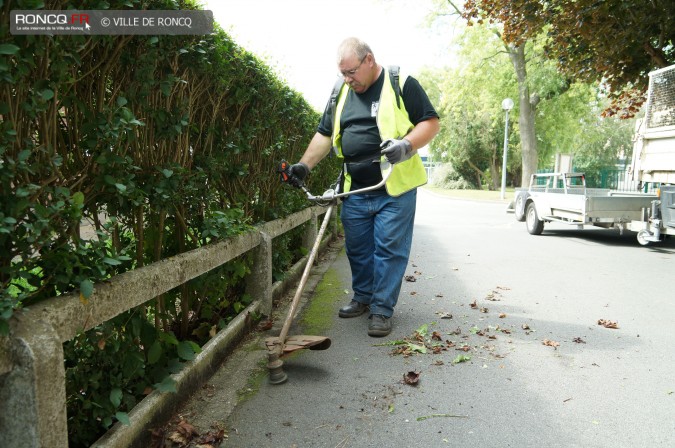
[512,64,675,246]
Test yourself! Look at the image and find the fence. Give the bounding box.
[0,205,337,448]
[533,167,640,191]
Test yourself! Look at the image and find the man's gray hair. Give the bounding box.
[337,37,374,63]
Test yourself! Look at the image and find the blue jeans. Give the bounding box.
[340,189,417,318]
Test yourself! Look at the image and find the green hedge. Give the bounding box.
[0,0,337,445]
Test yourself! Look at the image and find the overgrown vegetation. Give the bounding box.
[0,0,337,445]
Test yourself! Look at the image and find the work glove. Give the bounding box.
[380,138,412,164]
[279,161,310,188]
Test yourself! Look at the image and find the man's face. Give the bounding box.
[338,52,372,93]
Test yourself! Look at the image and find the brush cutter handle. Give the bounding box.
[305,159,394,203]
[278,159,310,189]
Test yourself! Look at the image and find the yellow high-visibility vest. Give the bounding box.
[332,67,427,196]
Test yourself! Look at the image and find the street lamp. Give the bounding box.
[500,98,514,200]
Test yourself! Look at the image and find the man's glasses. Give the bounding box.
[339,54,368,78]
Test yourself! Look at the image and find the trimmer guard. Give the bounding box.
[265,335,332,356]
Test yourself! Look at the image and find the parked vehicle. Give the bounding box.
[510,64,675,246]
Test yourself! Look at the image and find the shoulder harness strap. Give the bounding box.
[330,77,345,127]
[388,65,401,108]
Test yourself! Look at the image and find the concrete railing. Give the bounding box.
[0,206,337,448]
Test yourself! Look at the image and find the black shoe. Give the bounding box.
[338,300,369,318]
[368,314,392,337]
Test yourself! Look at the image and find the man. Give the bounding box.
[285,37,439,337]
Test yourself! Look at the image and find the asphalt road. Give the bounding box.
[180,188,675,448]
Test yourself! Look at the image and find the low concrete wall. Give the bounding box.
[0,206,335,448]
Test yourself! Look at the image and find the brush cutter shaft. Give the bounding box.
[277,203,335,348]
[306,161,393,203]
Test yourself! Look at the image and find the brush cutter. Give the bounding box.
[266,158,393,384]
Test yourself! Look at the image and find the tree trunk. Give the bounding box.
[490,142,500,190]
[507,43,539,186]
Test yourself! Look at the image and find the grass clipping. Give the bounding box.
[374,323,469,364]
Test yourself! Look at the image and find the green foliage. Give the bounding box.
[429,162,474,190]
[421,21,634,188]
[1,0,338,445]
[64,310,199,448]
[460,0,675,116]
[422,25,520,188]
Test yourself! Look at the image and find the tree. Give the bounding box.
[460,0,675,117]
[419,26,522,188]
[420,20,634,188]
[439,1,559,185]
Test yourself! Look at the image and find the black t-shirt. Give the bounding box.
[317,69,439,190]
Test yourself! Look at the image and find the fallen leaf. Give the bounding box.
[408,343,427,354]
[435,311,453,319]
[195,428,227,445]
[435,294,444,298]
[597,319,619,329]
[469,300,477,309]
[410,291,417,295]
[452,354,471,364]
[573,337,586,344]
[257,320,274,331]
[499,313,506,318]
[168,418,198,445]
[522,323,530,330]
[479,307,489,313]
[542,339,560,348]
[79,292,89,305]
[97,338,106,350]
[405,275,417,282]
[403,370,421,386]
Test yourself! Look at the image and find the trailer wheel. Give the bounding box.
[526,202,544,235]
[514,191,527,222]
[636,230,651,246]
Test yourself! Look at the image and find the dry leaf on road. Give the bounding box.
[403,370,421,386]
[542,339,560,348]
[597,319,619,329]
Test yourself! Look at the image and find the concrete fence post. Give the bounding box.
[330,204,339,238]
[246,231,273,315]
[0,315,68,448]
[303,212,318,259]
